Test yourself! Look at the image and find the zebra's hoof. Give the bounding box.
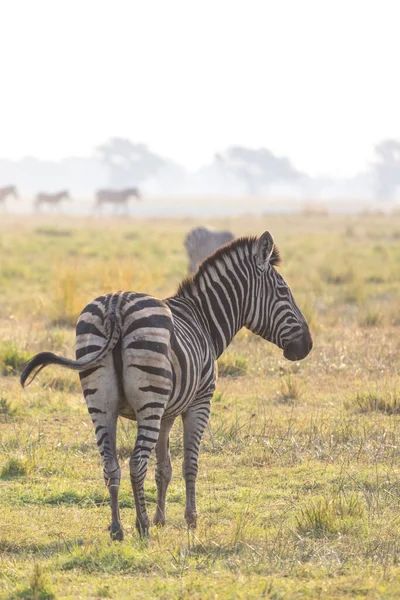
[185,512,197,529]
[153,515,165,528]
[109,524,124,541]
[135,518,149,538]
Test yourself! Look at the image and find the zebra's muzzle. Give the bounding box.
[283,331,313,361]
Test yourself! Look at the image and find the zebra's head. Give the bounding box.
[245,231,312,361]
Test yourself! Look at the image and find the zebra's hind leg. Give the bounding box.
[130,417,163,537]
[182,398,211,528]
[89,405,123,540]
[80,368,123,541]
[154,417,175,527]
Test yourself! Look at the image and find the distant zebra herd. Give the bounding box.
[21,224,312,539]
[0,185,141,213]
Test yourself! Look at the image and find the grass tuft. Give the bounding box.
[358,308,383,327]
[96,585,112,598]
[0,457,30,479]
[0,341,31,376]
[0,395,18,420]
[347,390,400,414]
[16,563,55,599]
[277,373,303,404]
[296,493,365,538]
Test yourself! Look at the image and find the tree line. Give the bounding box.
[1,137,399,200]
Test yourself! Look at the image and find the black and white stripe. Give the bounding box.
[21,231,312,539]
[184,226,234,273]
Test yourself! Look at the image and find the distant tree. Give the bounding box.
[372,139,400,200]
[96,138,165,189]
[214,146,303,195]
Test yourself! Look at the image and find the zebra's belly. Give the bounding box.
[117,392,195,421]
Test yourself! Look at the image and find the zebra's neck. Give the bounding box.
[174,240,256,358]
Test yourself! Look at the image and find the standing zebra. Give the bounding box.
[184,226,235,274]
[0,185,18,207]
[21,232,312,539]
[95,188,141,213]
[34,190,70,211]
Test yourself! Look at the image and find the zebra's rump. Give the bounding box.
[76,291,215,420]
[77,292,175,414]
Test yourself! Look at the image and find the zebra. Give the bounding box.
[184,226,235,274]
[95,188,141,213]
[20,231,312,540]
[0,185,18,208]
[34,190,70,211]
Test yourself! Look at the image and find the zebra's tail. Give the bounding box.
[20,307,121,388]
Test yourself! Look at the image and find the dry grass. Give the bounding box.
[1,212,400,598]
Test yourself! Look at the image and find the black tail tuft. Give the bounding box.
[20,352,61,388]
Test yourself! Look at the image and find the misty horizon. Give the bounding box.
[2,1,400,181]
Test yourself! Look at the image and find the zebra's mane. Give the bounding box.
[176,236,281,296]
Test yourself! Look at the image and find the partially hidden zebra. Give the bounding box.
[21,231,312,539]
[34,190,70,210]
[184,226,235,274]
[0,185,18,207]
[95,188,141,212]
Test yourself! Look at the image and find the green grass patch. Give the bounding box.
[218,354,249,377]
[62,543,157,574]
[0,395,18,420]
[295,493,365,538]
[0,457,30,479]
[15,563,55,599]
[0,342,31,376]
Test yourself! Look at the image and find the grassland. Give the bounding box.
[0,211,400,599]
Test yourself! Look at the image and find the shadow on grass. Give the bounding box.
[0,537,85,557]
[18,489,135,509]
[18,488,168,509]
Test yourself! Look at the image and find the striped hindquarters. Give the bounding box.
[77,292,175,420]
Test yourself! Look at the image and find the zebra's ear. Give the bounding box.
[256,231,274,267]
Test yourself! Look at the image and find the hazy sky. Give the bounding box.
[1,0,399,176]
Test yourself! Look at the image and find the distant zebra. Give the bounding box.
[95,188,141,213]
[21,232,312,539]
[34,190,70,210]
[0,185,18,208]
[185,226,235,273]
